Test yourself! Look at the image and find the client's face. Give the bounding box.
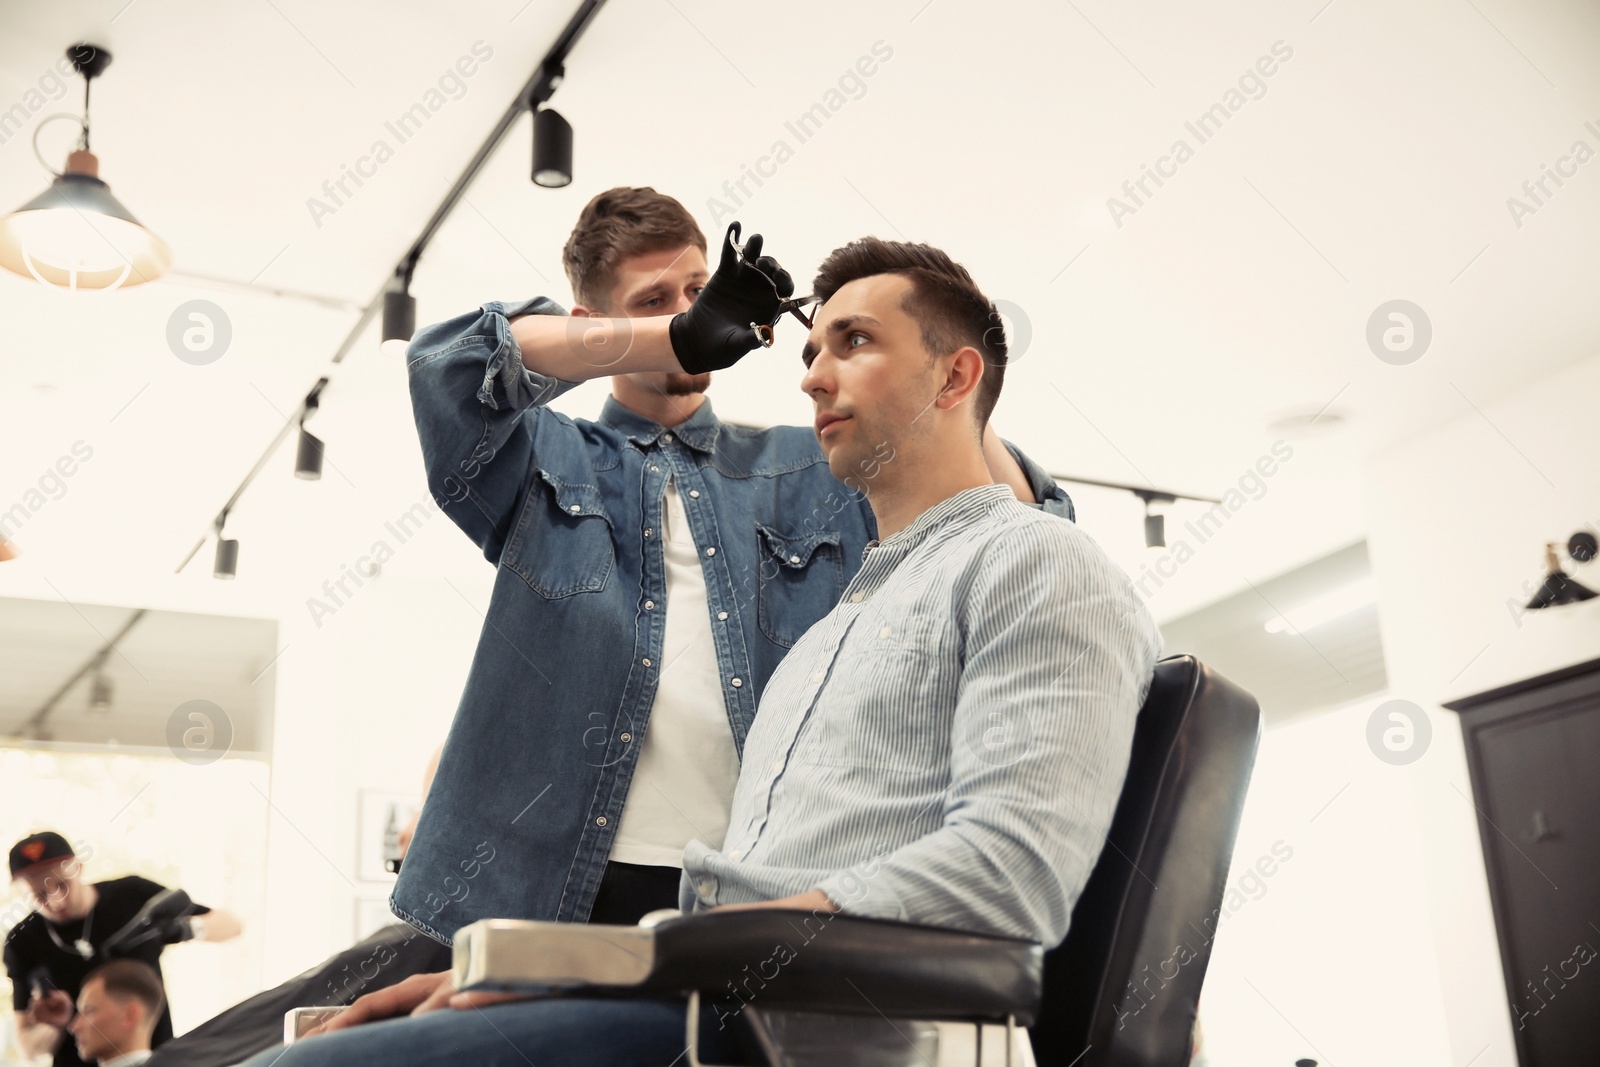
[799,274,940,489]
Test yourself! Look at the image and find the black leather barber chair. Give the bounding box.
[443,656,1261,1065]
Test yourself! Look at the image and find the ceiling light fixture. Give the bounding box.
[381,275,416,357]
[295,379,329,479]
[1133,490,1176,549]
[89,671,112,712]
[532,102,573,188]
[0,43,170,291]
[213,516,239,580]
[1264,576,1377,634]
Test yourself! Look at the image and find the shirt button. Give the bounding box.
[689,490,700,499]
[731,677,743,688]
[789,555,800,564]
[728,849,744,861]
[717,612,728,621]
[705,547,716,557]
[880,626,892,638]
[850,591,865,603]
[651,464,660,472]
[569,504,581,513]
[645,529,653,537]
[643,658,652,667]
[662,433,673,443]
[644,600,655,610]
[596,816,608,827]
[811,672,824,684]
[620,732,632,742]
[770,759,783,774]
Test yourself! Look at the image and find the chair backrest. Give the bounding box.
[1029,655,1262,1066]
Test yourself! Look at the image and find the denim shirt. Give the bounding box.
[391,297,1074,943]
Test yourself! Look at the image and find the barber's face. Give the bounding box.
[799,274,941,489]
[590,244,714,396]
[20,861,78,922]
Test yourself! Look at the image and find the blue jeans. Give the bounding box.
[236,996,755,1067]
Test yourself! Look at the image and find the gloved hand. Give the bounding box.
[669,222,794,374]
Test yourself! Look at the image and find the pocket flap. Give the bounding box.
[538,470,610,523]
[756,524,841,569]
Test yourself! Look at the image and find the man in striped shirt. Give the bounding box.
[683,237,1164,945]
[247,238,1161,1066]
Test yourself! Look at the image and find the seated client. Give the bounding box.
[245,236,1163,1067]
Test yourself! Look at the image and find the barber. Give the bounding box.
[344,188,1070,1030]
[4,833,241,1067]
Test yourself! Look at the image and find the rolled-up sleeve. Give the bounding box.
[1004,440,1075,521]
[814,521,1161,943]
[406,297,576,562]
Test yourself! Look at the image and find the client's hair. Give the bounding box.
[562,187,707,310]
[811,237,1007,427]
[84,958,165,1024]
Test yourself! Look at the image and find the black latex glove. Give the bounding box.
[669,222,795,374]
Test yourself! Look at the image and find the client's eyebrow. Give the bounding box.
[801,314,882,367]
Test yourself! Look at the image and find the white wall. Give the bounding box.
[1363,349,1600,1067]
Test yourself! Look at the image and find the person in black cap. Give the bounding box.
[4,832,241,1067]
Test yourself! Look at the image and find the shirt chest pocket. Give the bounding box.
[504,471,615,599]
[755,524,844,648]
[807,613,952,772]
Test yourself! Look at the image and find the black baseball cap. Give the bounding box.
[9,832,75,878]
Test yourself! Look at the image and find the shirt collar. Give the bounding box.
[875,484,1017,555]
[598,395,722,453]
[101,1051,153,1067]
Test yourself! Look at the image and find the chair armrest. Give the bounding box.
[453,910,1044,1026]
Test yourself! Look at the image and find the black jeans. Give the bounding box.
[587,861,683,925]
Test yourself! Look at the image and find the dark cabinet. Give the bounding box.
[1445,656,1600,1066]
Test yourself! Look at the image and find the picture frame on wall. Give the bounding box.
[356,788,418,883]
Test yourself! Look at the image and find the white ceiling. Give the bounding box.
[1,0,1597,625]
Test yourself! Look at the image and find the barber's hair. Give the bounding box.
[84,959,165,1024]
[811,237,1007,428]
[562,187,707,311]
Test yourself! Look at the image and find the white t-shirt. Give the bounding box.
[609,477,742,867]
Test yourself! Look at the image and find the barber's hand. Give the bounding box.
[668,222,794,374]
[28,989,74,1028]
[308,970,453,1035]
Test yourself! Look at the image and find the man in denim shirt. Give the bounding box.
[354,189,1069,1026]
[247,234,1151,1067]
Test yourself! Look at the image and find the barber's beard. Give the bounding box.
[661,372,712,396]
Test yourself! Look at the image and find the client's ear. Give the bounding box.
[934,346,986,413]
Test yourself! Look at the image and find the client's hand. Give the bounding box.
[307,970,453,1035]
[713,888,838,914]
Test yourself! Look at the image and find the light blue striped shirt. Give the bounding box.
[681,483,1163,945]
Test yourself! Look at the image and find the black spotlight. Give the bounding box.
[1134,490,1174,549]
[532,108,573,188]
[295,427,324,480]
[382,286,416,356]
[1144,511,1165,549]
[214,536,239,580]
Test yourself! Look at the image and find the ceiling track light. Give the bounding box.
[295,378,329,480]
[213,521,239,580]
[382,275,417,357]
[532,104,573,188]
[89,669,113,712]
[1133,490,1177,549]
[0,43,171,290]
